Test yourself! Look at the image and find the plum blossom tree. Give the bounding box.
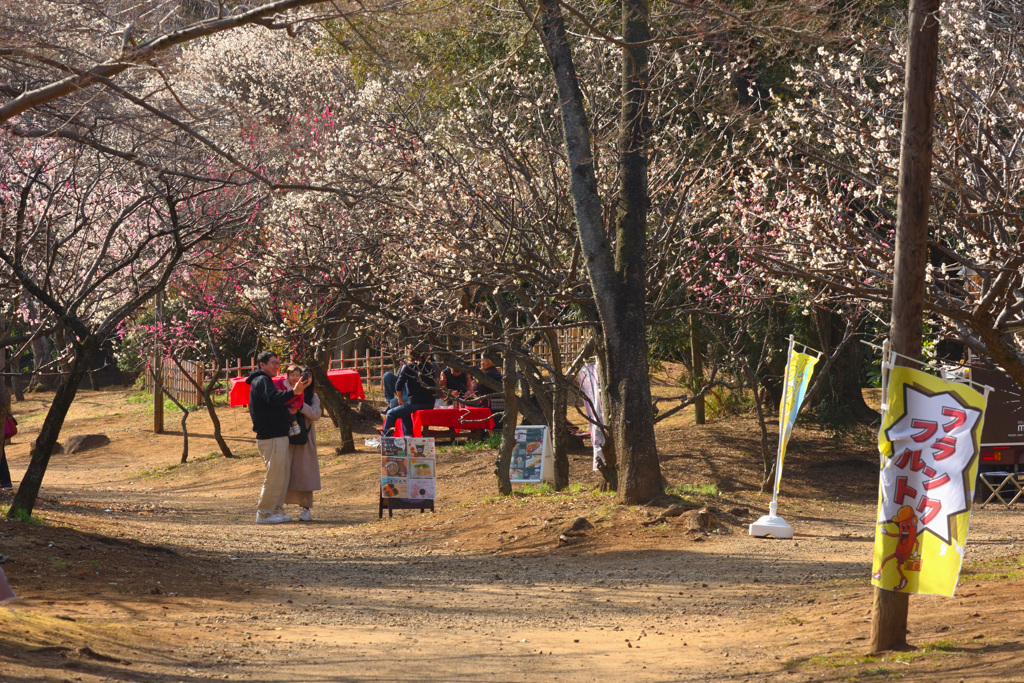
[1,131,262,516]
[746,0,1024,388]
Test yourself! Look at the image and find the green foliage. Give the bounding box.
[442,431,502,454]
[648,316,693,364]
[666,482,720,498]
[128,452,224,479]
[704,386,754,419]
[516,482,554,496]
[1,505,43,524]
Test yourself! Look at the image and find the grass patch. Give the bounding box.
[788,640,962,678]
[515,482,555,496]
[442,432,502,453]
[806,651,876,668]
[125,390,206,413]
[126,390,151,405]
[129,452,222,479]
[961,554,1024,581]
[1,505,44,524]
[862,667,894,677]
[666,482,720,498]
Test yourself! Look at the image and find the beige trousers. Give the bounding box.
[256,436,291,517]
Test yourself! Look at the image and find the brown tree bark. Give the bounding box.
[495,353,520,496]
[869,0,942,655]
[533,0,662,504]
[307,355,355,454]
[690,313,705,425]
[9,340,97,517]
[546,330,570,490]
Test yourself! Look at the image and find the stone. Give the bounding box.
[562,517,594,536]
[63,434,110,454]
[29,440,64,456]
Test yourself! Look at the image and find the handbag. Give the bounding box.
[288,412,309,445]
[3,415,16,440]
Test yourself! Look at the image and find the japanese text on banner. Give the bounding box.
[871,365,986,597]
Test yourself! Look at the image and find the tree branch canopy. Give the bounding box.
[0,0,333,126]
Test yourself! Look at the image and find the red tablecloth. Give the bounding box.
[229,376,251,407]
[386,406,494,437]
[229,374,290,407]
[326,369,365,401]
[231,371,364,407]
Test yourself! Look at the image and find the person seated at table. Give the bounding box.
[382,348,438,437]
[470,354,504,430]
[439,365,469,406]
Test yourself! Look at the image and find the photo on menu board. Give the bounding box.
[405,437,435,458]
[510,425,547,482]
[381,437,407,458]
[407,479,435,500]
[409,457,434,479]
[382,456,408,478]
[381,477,409,498]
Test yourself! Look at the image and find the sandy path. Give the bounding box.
[3,389,1024,682]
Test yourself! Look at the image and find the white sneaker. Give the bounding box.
[288,422,301,436]
[256,512,289,525]
[299,508,312,522]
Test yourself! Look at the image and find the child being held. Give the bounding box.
[274,365,306,436]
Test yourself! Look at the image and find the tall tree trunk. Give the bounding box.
[813,310,877,422]
[150,365,190,463]
[8,340,97,517]
[870,0,942,654]
[546,330,569,490]
[0,363,11,489]
[690,313,705,425]
[534,0,661,504]
[31,333,55,390]
[495,354,519,495]
[308,355,354,454]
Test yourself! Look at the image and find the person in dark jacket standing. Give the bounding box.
[247,351,310,524]
[382,348,437,437]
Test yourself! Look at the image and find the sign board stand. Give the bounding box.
[510,425,553,485]
[379,437,437,518]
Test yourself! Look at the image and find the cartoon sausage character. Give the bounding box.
[871,505,920,591]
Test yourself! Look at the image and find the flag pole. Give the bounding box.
[750,335,796,539]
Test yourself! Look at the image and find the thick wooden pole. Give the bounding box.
[690,313,705,425]
[869,0,942,654]
[153,291,164,434]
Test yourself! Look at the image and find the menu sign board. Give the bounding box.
[510,425,552,483]
[381,437,436,503]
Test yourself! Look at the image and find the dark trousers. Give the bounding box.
[383,402,434,437]
[0,451,12,489]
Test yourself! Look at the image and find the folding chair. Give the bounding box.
[978,471,1024,509]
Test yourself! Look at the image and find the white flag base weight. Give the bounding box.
[749,502,793,539]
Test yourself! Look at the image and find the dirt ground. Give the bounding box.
[2,371,1024,683]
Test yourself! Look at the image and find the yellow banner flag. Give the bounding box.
[774,350,819,497]
[871,365,986,597]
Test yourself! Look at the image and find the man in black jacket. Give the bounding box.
[247,351,310,524]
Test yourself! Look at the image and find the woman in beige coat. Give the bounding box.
[284,369,323,522]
